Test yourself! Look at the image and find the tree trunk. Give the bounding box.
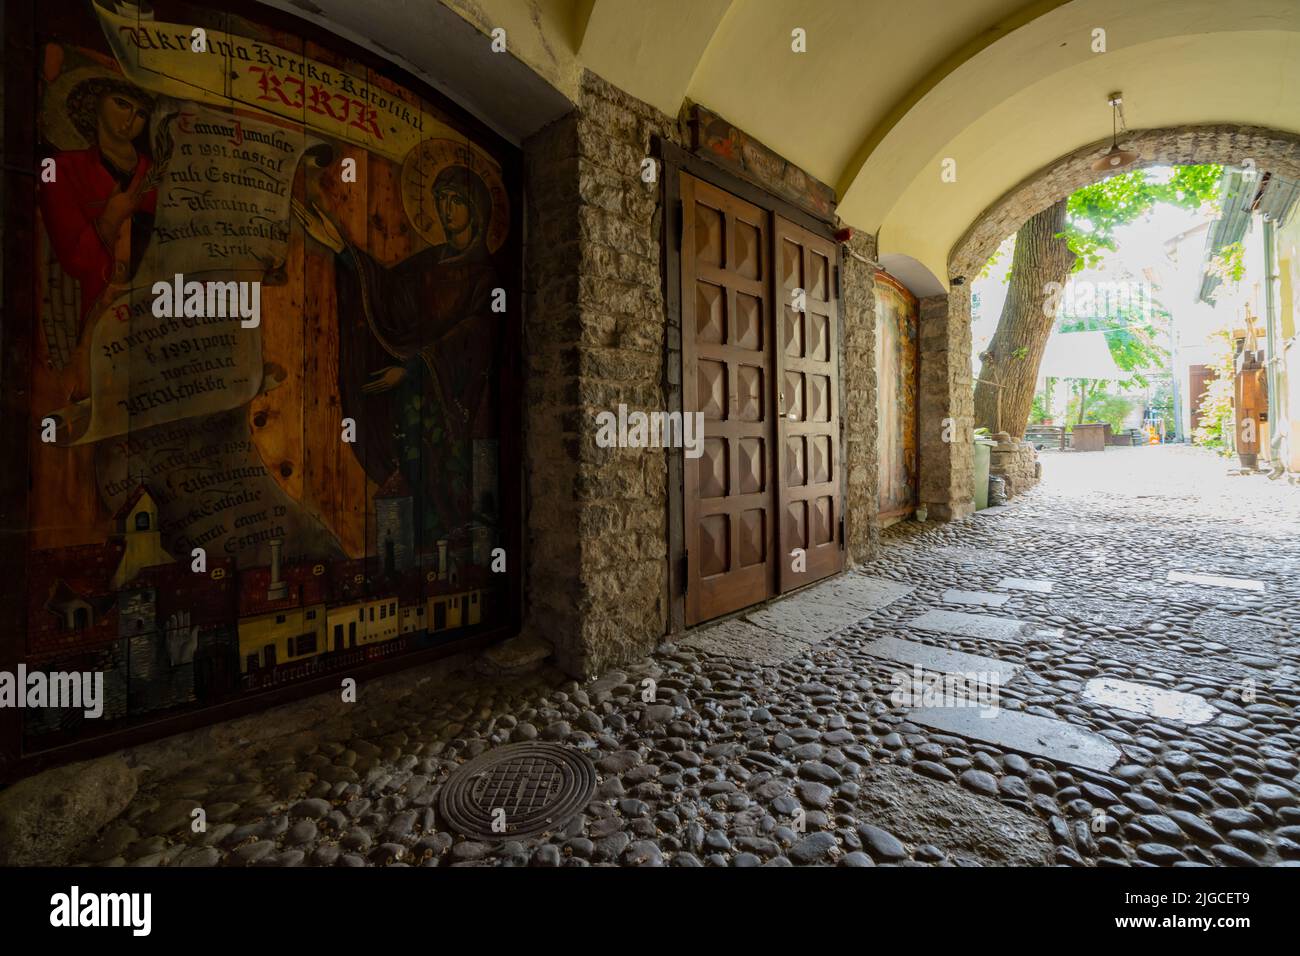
[974,199,1077,437]
[1076,379,1093,425]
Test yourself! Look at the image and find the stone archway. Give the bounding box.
[918,124,1300,521]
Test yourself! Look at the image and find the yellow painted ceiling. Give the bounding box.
[439,0,1300,287]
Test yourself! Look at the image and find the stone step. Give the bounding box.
[906,706,1122,772]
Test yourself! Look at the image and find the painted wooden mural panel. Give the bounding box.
[9,0,519,760]
[874,273,919,521]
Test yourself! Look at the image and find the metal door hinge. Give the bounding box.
[680,549,689,594]
[675,200,684,250]
[838,514,846,549]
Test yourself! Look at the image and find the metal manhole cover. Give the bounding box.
[438,743,596,840]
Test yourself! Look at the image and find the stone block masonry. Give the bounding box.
[918,290,975,521]
[523,72,686,678]
[989,440,1038,498]
[839,230,881,565]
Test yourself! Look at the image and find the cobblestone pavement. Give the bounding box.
[72,446,1300,867]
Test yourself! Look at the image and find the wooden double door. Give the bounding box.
[680,172,843,626]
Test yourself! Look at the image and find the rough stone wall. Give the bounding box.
[989,441,1038,498]
[523,72,685,678]
[917,290,975,521]
[839,229,880,564]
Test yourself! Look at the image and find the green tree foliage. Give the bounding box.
[1054,299,1169,425]
[1063,165,1222,271]
[1058,302,1169,385]
[1066,391,1133,431]
[1206,240,1247,287]
[980,165,1222,284]
[1029,389,1052,424]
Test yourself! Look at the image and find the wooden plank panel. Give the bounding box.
[875,271,919,522]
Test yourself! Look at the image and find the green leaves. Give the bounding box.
[1061,164,1222,271]
[1206,240,1247,286]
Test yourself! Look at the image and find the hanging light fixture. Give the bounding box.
[1091,92,1141,172]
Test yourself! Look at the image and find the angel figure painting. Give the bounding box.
[37,75,163,395]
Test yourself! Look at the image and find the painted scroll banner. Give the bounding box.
[92,0,458,164]
[50,101,323,445]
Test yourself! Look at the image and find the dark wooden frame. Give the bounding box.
[655,138,843,635]
[0,0,524,782]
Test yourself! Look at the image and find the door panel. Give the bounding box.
[681,173,777,624]
[774,218,844,592]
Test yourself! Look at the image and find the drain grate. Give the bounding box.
[438,742,596,840]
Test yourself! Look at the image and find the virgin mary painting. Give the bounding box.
[294,152,506,554]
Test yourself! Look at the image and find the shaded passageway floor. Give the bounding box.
[71,446,1300,866]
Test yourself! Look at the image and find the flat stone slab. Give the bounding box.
[906,707,1121,772]
[996,577,1055,593]
[475,634,552,676]
[742,574,913,644]
[860,636,1022,685]
[909,609,1034,643]
[679,618,815,666]
[803,574,917,612]
[941,589,1010,608]
[854,762,1053,866]
[1167,571,1265,592]
[1082,677,1218,725]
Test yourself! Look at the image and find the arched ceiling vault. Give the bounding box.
[275,0,1300,283]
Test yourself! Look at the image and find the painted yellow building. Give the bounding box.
[427,589,483,633]
[111,487,175,589]
[324,595,401,651]
[399,602,428,635]
[237,604,327,673]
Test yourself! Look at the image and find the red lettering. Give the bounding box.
[248,65,303,109]
[349,103,382,138]
[306,85,348,123]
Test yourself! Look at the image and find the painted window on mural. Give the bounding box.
[874,274,919,521]
[20,1,516,750]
